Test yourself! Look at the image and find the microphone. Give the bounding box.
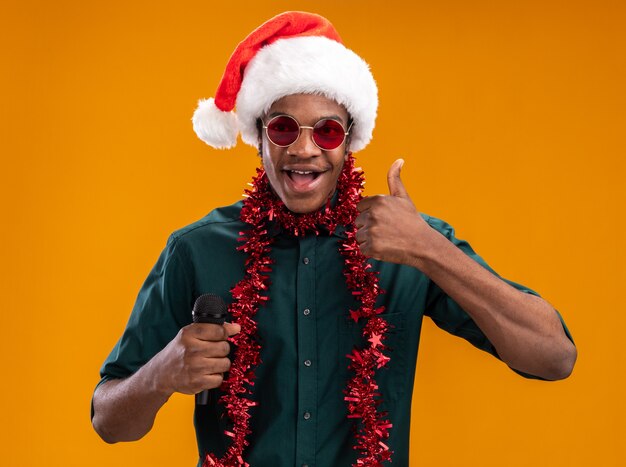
[192,293,228,405]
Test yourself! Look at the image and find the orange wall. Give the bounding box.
[1,1,624,465]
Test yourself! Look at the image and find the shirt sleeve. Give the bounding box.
[422,215,574,380]
[95,233,195,387]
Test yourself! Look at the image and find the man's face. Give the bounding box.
[260,94,350,214]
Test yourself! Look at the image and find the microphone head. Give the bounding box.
[192,293,228,324]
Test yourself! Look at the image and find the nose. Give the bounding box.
[287,127,322,157]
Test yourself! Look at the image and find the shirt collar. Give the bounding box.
[267,220,349,239]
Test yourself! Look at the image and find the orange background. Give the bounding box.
[1,1,624,465]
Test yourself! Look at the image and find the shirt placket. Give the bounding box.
[295,234,317,467]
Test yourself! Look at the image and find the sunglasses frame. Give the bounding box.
[262,114,353,151]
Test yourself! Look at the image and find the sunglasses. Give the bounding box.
[262,115,352,151]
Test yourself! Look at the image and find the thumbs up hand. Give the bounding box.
[355,159,431,266]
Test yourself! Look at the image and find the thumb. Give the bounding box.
[224,322,241,337]
[387,159,410,198]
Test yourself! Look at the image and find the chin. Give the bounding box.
[283,197,325,214]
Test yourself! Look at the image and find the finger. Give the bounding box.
[355,225,368,245]
[196,374,224,392]
[387,159,410,199]
[196,340,231,358]
[191,323,230,341]
[355,211,368,229]
[204,357,231,374]
[223,322,241,336]
[193,322,241,341]
[357,240,371,257]
[357,195,381,212]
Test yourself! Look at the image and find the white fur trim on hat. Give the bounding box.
[236,36,378,152]
[192,98,239,149]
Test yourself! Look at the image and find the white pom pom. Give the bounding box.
[192,98,239,149]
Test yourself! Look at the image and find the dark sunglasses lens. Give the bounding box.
[313,119,346,150]
[266,116,300,146]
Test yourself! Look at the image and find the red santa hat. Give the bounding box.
[192,11,378,152]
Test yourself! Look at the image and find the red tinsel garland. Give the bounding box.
[204,155,393,467]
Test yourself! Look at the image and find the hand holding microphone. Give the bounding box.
[148,294,239,402]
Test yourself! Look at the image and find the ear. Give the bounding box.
[256,118,263,145]
[256,117,266,158]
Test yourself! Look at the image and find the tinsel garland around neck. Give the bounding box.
[204,155,393,467]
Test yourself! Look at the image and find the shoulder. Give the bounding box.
[420,213,456,239]
[167,200,245,248]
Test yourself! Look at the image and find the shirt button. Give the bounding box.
[303,308,310,316]
[303,411,311,420]
[303,257,310,265]
[304,359,312,367]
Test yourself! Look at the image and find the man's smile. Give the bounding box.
[281,166,330,194]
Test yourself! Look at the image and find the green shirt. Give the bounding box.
[96,201,573,466]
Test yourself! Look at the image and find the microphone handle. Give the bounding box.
[195,390,211,406]
[194,315,226,406]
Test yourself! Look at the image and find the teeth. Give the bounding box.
[290,170,314,175]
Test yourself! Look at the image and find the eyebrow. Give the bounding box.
[266,112,345,124]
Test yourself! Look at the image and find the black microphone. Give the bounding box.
[192,293,228,405]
